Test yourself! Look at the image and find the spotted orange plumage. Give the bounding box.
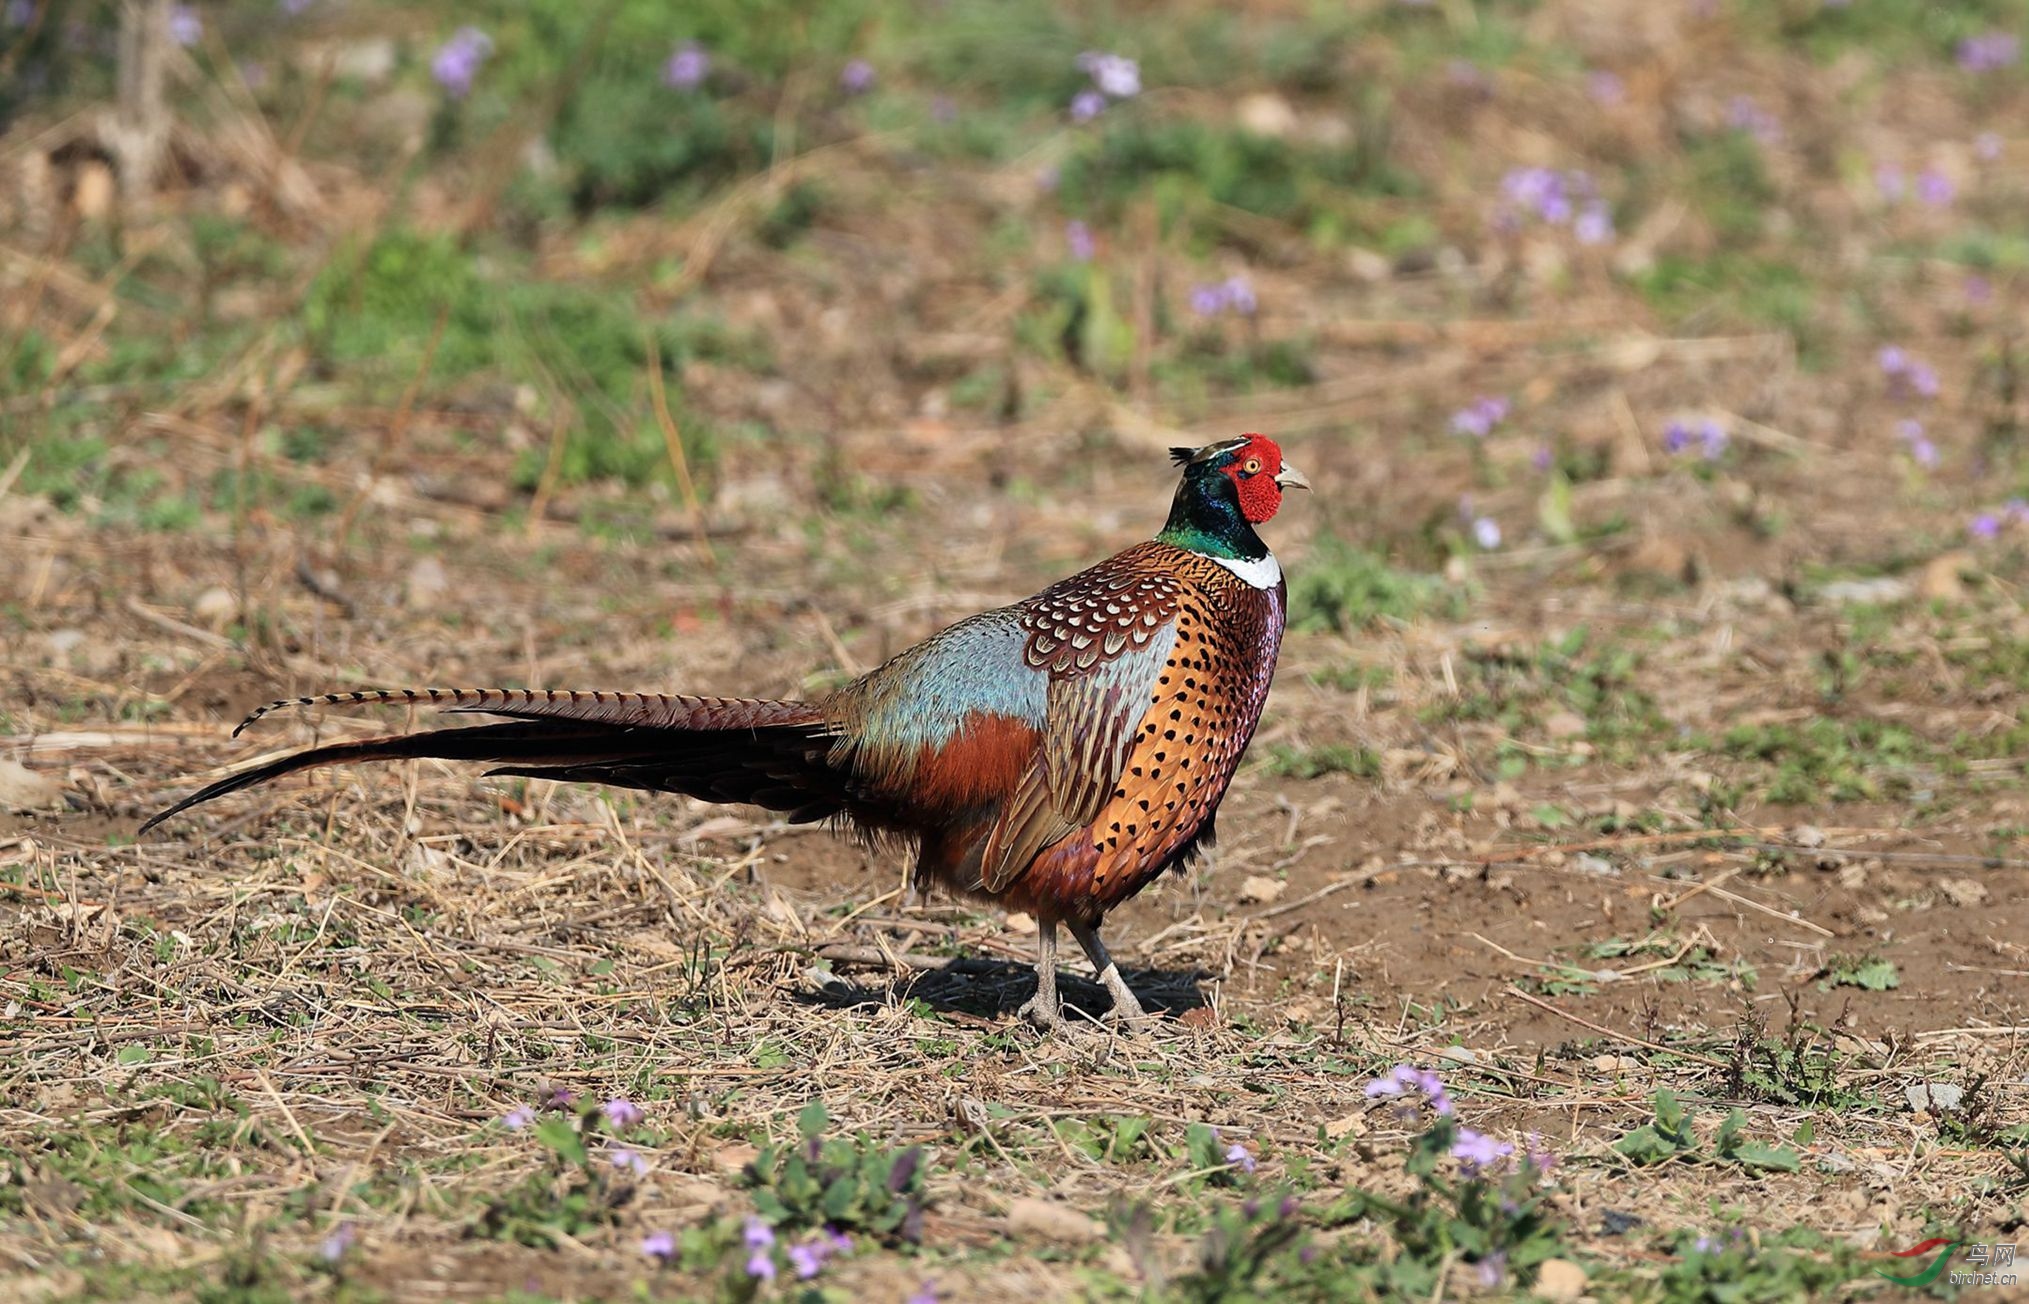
[142,436,1310,1032]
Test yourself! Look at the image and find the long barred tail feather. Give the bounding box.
[231,687,806,738]
[146,687,848,834]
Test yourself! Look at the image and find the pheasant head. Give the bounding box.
[1158,434,1309,561]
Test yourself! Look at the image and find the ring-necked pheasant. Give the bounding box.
[144,434,1308,1030]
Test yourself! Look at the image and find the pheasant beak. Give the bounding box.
[1274,462,1312,491]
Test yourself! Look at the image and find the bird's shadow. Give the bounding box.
[797,956,1209,1025]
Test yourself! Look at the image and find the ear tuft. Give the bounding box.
[1169,446,1196,468]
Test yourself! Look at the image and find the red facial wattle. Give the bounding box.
[1224,433,1286,524]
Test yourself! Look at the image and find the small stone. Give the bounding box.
[1791,825,1826,849]
[1817,577,1910,606]
[1904,1082,1963,1113]
[1236,92,1298,138]
[1535,1258,1587,1301]
[1936,878,1989,908]
[0,760,61,811]
[1919,552,1974,603]
[1324,1113,1368,1139]
[331,36,397,81]
[72,161,115,221]
[1544,710,1588,741]
[1002,911,1037,935]
[1237,874,1285,905]
[1438,1046,1478,1065]
[1007,1197,1103,1246]
[1573,853,1618,877]
[404,556,449,609]
[44,629,86,658]
[1599,1210,1644,1236]
[191,586,238,630]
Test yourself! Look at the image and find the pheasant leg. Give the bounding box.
[1017,917,1065,1032]
[1068,920,1148,1023]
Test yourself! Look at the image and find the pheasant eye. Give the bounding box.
[1242,458,1262,474]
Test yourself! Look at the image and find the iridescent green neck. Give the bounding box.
[1157,472,1266,561]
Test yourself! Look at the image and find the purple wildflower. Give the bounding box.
[1524,1134,1559,1173]
[2006,498,2029,525]
[641,1230,677,1262]
[541,1087,577,1110]
[663,41,709,91]
[1587,70,1625,105]
[1726,96,1781,145]
[1967,274,1993,304]
[602,1097,644,1130]
[1189,283,1227,316]
[1957,32,2020,74]
[1694,1235,1719,1254]
[1065,220,1095,262]
[168,5,200,46]
[1450,395,1510,438]
[1971,512,2003,540]
[1916,167,1955,207]
[1502,167,1574,223]
[840,58,875,95]
[906,1285,940,1304]
[1070,89,1106,123]
[501,1105,536,1131]
[1875,164,1907,202]
[1532,444,1554,472]
[1895,419,1939,467]
[1880,347,1939,398]
[779,1225,851,1280]
[1574,201,1615,245]
[1363,1064,1455,1116]
[4,0,32,28]
[1977,131,2004,162]
[319,1223,357,1264]
[1450,1127,1515,1176]
[1221,275,1258,315]
[742,1218,777,1280]
[608,1148,649,1178]
[1472,517,1502,550]
[1076,51,1141,99]
[1476,1250,1509,1288]
[1448,59,1493,96]
[280,0,315,14]
[1661,418,1727,459]
[1224,1142,1257,1174]
[431,27,493,99]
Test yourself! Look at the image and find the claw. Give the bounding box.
[1018,992,1066,1034]
[1103,984,1149,1025]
